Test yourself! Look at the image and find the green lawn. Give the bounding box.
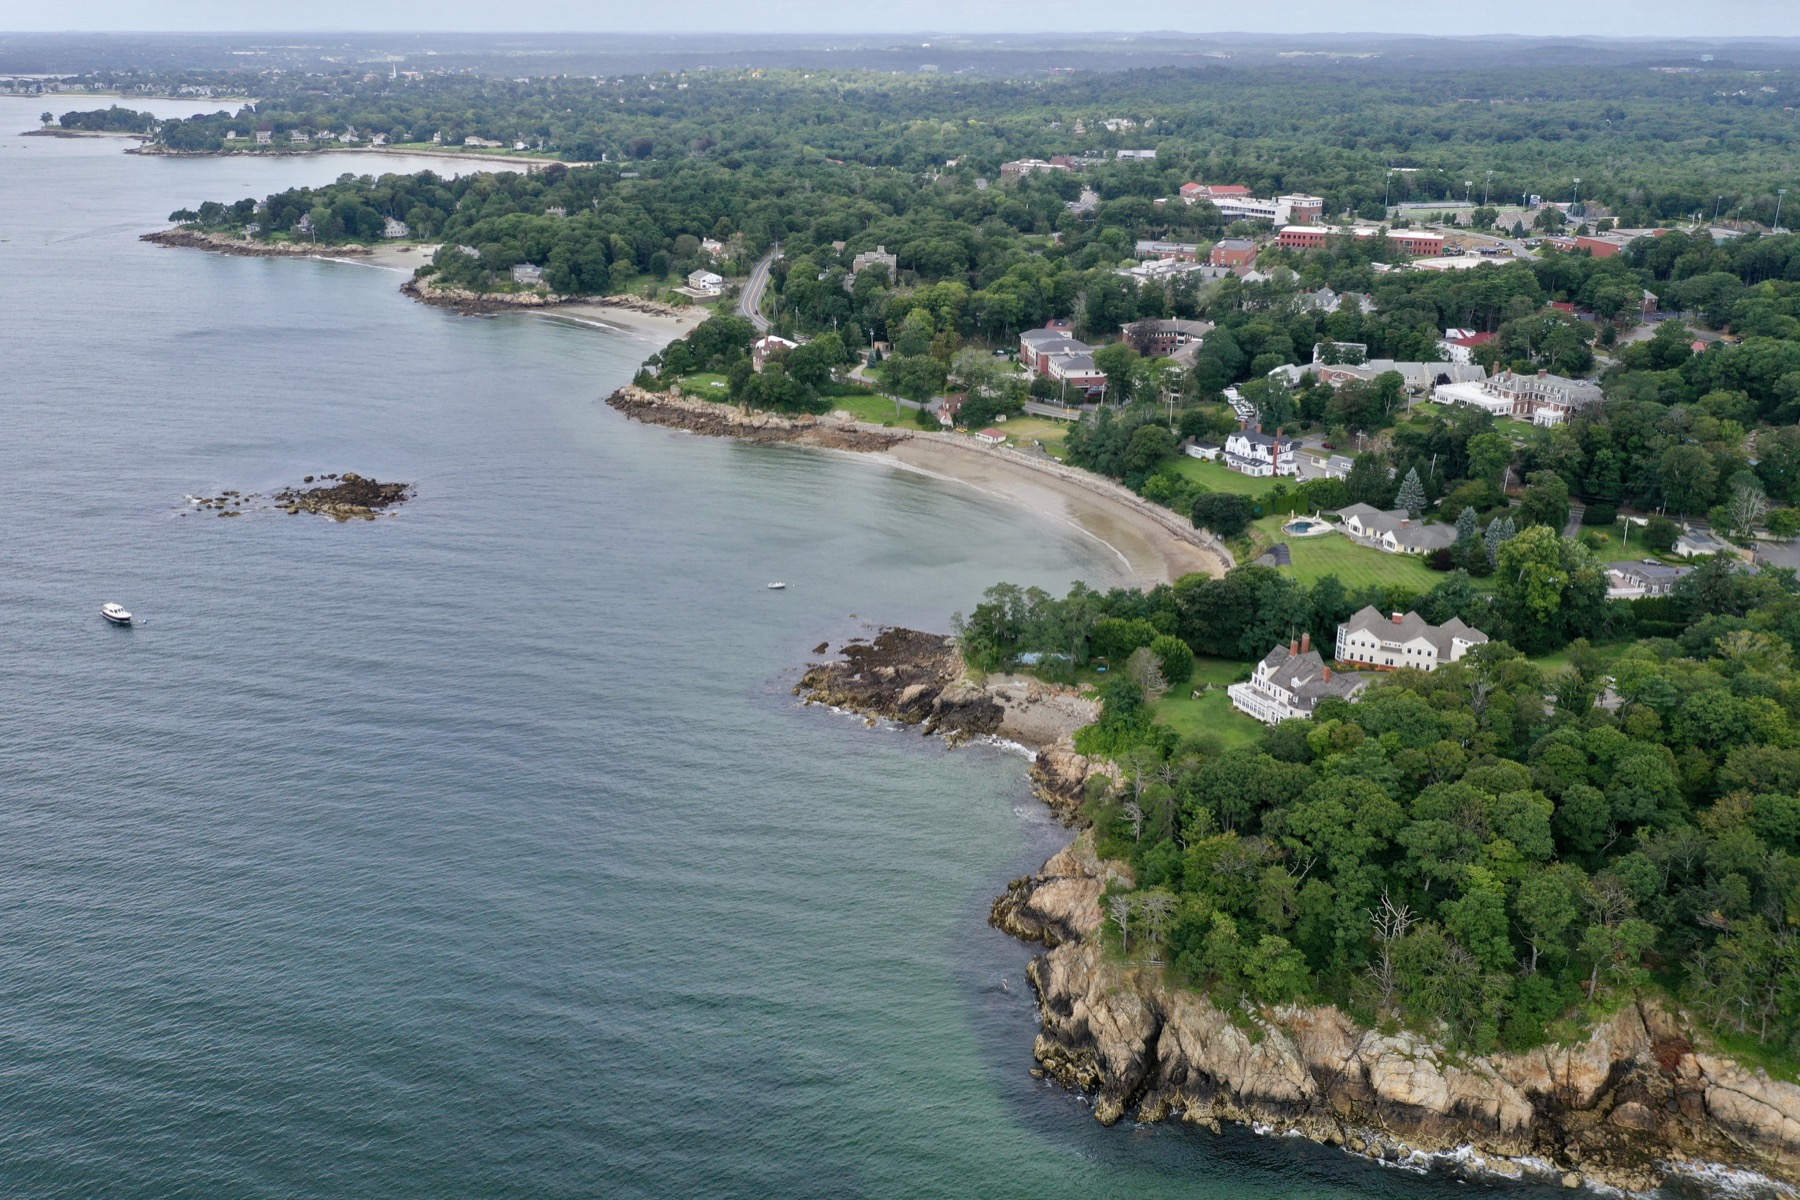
[1163,455,1278,498]
[831,393,909,425]
[1532,640,1635,675]
[1247,515,1448,590]
[677,372,732,396]
[994,415,1072,458]
[1154,658,1262,748]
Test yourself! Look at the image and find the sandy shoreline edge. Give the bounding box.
[603,386,1232,588]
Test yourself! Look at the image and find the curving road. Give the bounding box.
[738,247,776,333]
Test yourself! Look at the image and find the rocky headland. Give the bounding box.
[141,228,373,257]
[801,628,1800,1195]
[400,278,695,320]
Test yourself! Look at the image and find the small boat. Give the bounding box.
[101,603,133,627]
[767,582,786,590]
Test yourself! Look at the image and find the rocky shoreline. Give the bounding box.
[801,628,1800,1195]
[141,228,373,257]
[607,385,908,451]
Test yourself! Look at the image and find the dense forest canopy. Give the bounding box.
[92,61,1800,225]
[954,561,1800,1058]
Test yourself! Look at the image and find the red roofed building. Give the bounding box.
[975,428,1007,445]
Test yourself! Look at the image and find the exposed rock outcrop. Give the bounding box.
[607,386,905,452]
[141,227,373,256]
[184,472,412,521]
[1000,839,1800,1192]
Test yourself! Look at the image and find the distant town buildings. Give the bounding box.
[850,245,898,278]
[1279,226,1445,256]
[1182,183,1325,226]
[1018,325,1107,395]
[1124,318,1212,356]
[1335,607,1489,672]
[1210,238,1259,268]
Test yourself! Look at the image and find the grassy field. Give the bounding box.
[1153,658,1262,748]
[677,372,733,396]
[993,415,1073,458]
[1247,515,1448,590]
[830,393,909,426]
[1163,455,1277,498]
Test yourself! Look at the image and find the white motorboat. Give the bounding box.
[101,602,133,627]
[767,582,786,590]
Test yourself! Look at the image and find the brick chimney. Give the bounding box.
[1300,631,1311,653]
[1322,666,1332,681]
[1289,637,1299,656]
[1391,612,1403,624]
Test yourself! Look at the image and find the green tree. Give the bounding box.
[1393,467,1427,517]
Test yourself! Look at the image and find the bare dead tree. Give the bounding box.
[1367,889,1415,1017]
[1109,894,1135,955]
[1121,797,1145,842]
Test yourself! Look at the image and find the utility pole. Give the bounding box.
[1777,188,1789,233]
[1484,170,1492,207]
[1572,177,1581,216]
[1713,195,1725,224]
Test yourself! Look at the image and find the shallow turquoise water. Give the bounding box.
[0,96,1549,1200]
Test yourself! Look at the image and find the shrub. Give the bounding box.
[1582,505,1617,526]
[1192,492,1254,539]
[1150,634,1195,687]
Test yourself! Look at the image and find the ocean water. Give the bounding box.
[0,97,1555,1200]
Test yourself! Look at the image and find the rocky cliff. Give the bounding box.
[997,834,1800,1193]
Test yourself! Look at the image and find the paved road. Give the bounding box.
[738,248,776,333]
[1565,502,1586,539]
[1022,400,1088,420]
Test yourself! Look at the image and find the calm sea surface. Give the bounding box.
[0,96,1541,1200]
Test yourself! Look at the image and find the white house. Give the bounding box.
[1228,634,1369,724]
[974,428,1007,445]
[1334,607,1489,672]
[1184,440,1222,461]
[1335,504,1458,556]
[1434,369,1604,427]
[686,269,726,296]
[1223,430,1302,477]
[382,216,409,239]
[511,263,544,286]
[1674,528,1736,558]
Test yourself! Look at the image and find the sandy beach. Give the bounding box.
[877,436,1229,587]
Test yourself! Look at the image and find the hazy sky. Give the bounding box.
[6,0,1798,37]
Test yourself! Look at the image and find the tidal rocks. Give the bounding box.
[186,472,412,522]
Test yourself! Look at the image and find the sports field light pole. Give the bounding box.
[1572,178,1581,216]
[1777,188,1789,233]
[1484,170,1493,207]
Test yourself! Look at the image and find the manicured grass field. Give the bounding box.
[1162,455,1277,498]
[1247,515,1448,590]
[1153,658,1262,748]
[676,372,733,395]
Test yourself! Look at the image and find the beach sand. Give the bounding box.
[876,437,1228,587]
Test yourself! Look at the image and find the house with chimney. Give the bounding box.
[1228,633,1370,724]
[1223,429,1302,477]
[751,334,799,372]
[1334,607,1489,672]
[1334,504,1458,556]
[1433,369,1604,427]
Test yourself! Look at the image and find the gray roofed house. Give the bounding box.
[1335,505,1458,555]
[1228,633,1370,724]
[1606,559,1693,599]
[1335,606,1489,672]
[1674,528,1737,559]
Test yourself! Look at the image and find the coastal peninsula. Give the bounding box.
[798,627,1800,1195]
